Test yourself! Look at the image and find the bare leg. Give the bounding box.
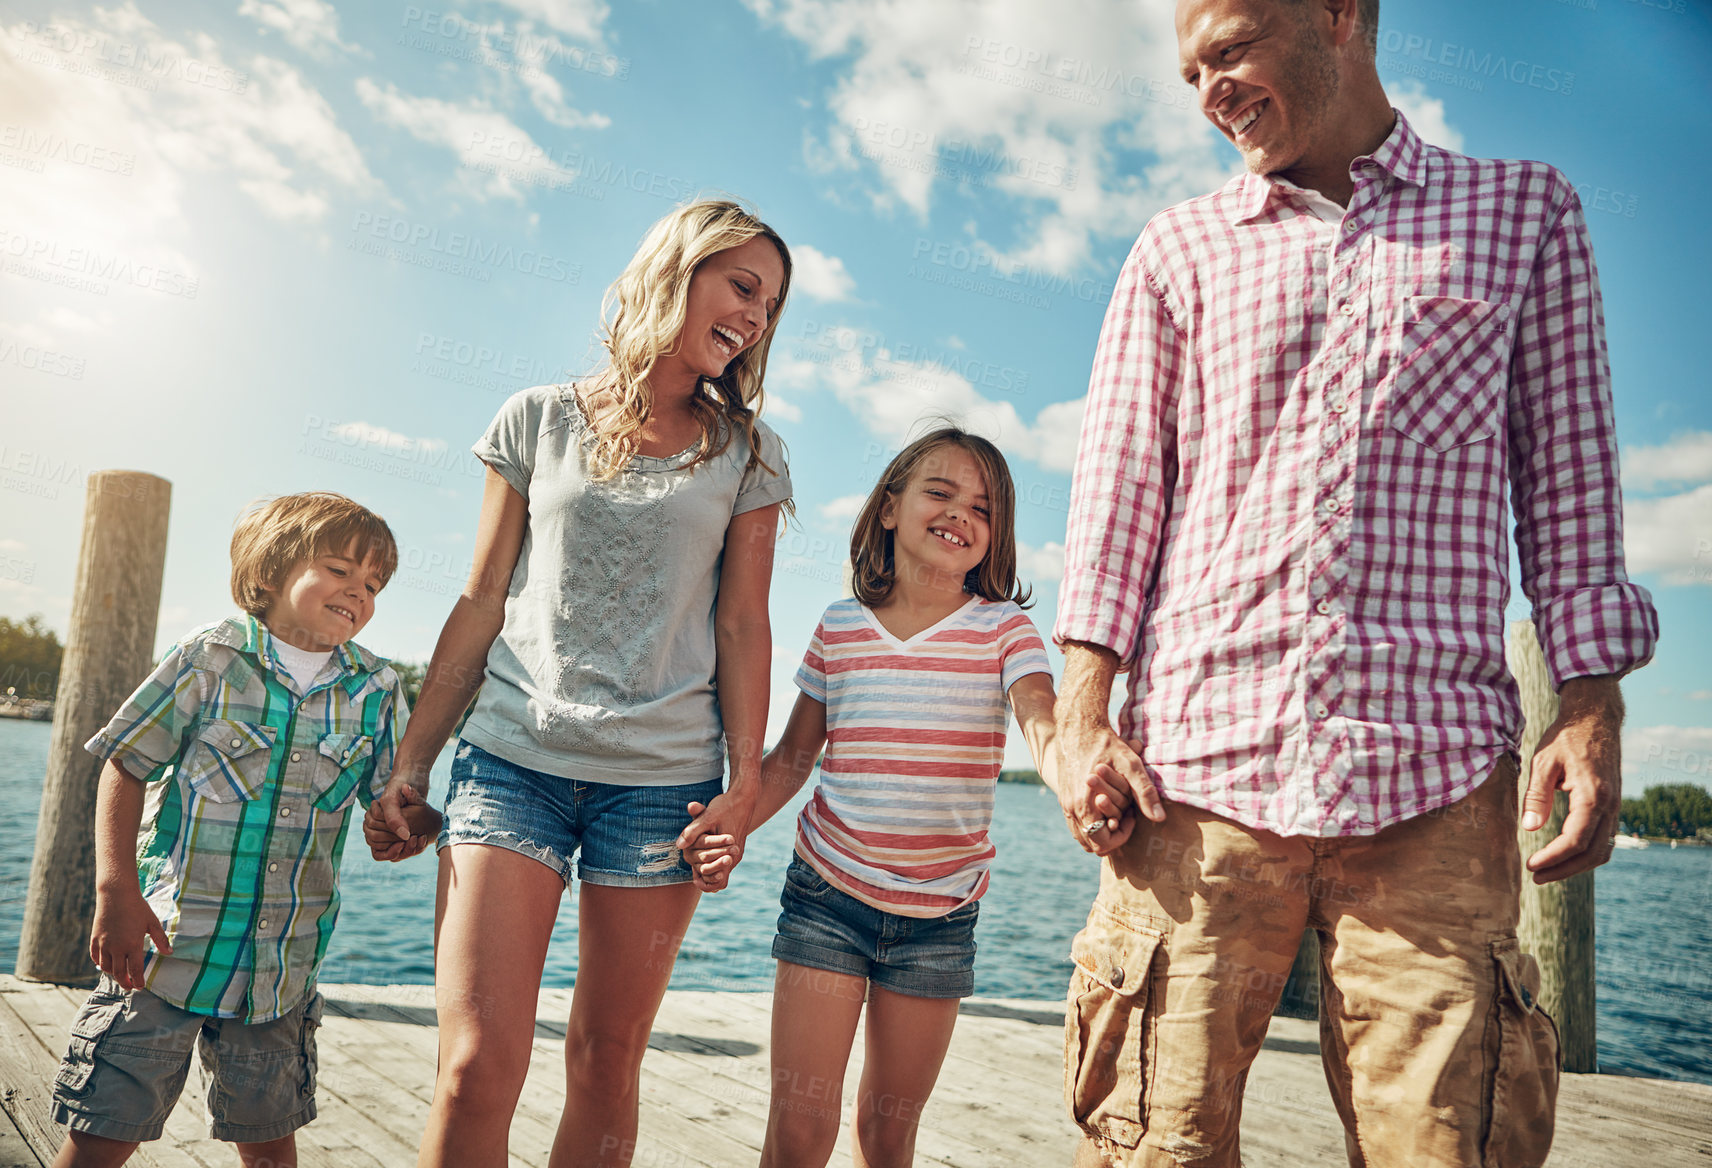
[851,987,959,1168]
[50,1131,139,1168]
[758,962,868,1168]
[549,881,702,1168]
[235,1134,296,1167]
[416,844,568,1168]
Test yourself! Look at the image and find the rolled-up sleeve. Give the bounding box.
[84,645,199,782]
[1507,179,1659,689]
[1054,238,1183,662]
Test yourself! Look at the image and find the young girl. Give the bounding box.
[366,199,792,1168]
[686,427,1078,1168]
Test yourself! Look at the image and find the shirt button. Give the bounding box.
[268,862,278,873]
[1344,218,1361,233]
[258,919,269,930]
[230,739,241,749]
[1316,600,1332,615]
[1325,499,1341,513]
[280,807,292,818]
[290,751,301,762]
[1339,303,1354,316]
[1314,702,1330,719]
[1110,966,1125,988]
[1329,398,1347,413]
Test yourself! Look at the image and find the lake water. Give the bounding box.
[2,717,1707,1083]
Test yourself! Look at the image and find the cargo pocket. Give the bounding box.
[184,720,275,803]
[311,733,374,812]
[54,984,128,1099]
[1063,908,1164,1149]
[1483,937,1561,1168]
[299,992,324,1101]
[1381,295,1512,452]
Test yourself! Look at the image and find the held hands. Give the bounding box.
[90,887,171,991]
[364,781,442,862]
[1053,730,1164,856]
[1520,677,1624,884]
[675,791,756,893]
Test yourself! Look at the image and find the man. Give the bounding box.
[1051,1,1657,1165]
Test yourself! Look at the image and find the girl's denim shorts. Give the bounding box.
[437,740,723,888]
[772,854,979,999]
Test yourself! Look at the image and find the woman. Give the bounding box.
[369,199,792,1167]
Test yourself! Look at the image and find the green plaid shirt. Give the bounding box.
[85,615,406,1022]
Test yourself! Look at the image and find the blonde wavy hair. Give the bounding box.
[583,198,792,484]
[849,427,1032,609]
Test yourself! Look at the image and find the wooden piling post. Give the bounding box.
[1508,619,1597,1072]
[15,471,171,985]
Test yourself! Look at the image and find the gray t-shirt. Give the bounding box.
[462,384,792,784]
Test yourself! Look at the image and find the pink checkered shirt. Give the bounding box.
[1055,111,1657,837]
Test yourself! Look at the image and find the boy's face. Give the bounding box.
[261,545,384,652]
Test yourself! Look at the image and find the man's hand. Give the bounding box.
[367,777,434,861]
[675,790,758,892]
[1521,675,1624,883]
[90,888,171,991]
[1055,643,1165,857]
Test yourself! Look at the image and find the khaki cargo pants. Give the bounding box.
[1064,757,1560,1167]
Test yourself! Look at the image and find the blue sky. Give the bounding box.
[2,0,1708,786]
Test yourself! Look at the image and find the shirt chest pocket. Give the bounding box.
[183,720,276,803]
[311,732,375,813]
[1381,295,1514,452]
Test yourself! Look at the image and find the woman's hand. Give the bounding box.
[676,792,757,892]
[367,777,434,861]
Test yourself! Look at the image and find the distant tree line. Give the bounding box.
[1620,784,1712,839]
[0,615,63,699]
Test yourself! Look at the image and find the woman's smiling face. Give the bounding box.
[670,234,787,383]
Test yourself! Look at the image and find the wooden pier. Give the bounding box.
[2,976,1709,1167]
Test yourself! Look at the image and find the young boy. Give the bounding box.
[50,492,441,1168]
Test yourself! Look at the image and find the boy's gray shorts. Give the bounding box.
[51,975,322,1144]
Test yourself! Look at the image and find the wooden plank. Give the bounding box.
[0,987,60,1167]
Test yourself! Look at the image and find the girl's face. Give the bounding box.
[666,234,786,384]
[881,445,992,590]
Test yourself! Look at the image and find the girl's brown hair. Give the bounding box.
[230,492,398,616]
[848,427,1032,609]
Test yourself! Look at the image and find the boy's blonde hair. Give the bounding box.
[587,197,791,483]
[849,427,1032,609]
[230,492,399,617]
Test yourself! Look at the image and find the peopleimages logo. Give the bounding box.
[1378,30,1576,95]
[347,212,580,284]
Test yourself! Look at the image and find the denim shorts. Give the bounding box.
[438,740,723,887]
[52,978,320,1143]
[771,855,979,999]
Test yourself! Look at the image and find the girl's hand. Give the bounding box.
[685,834,741,891]
[676,794,756,892]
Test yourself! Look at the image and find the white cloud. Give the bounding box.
[773,327,1082,473]
[327,421,448,458]
[1625,484,1712,587]
[0,2,379,262]
[356,79,604,198]
[238,0,364,58]
[1386,80,1464,152]
[495,0,611,44]
[742,0,1234,276]
[1623,430,1712,494]
[792,244,857,301]
[1624,725,1712,791]
[1016,540,1064,588]
[819,493,867,521]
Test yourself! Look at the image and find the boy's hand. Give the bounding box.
[365,785,439,861]
[90,888,171,991]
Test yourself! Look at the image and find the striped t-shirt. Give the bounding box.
[792,595,1052,918]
